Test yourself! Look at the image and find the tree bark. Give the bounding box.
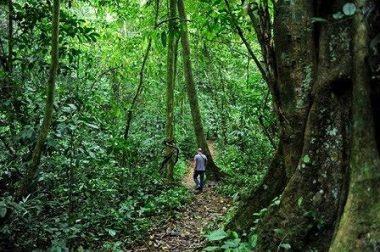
[227,0,380,250]
[330,0,380,250]
[18,0,60,197]
[177,0,225,180]
[255,1,354,250]
[226,0,315,231]
[165,0,177,181]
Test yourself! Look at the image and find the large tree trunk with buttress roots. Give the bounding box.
[227,0,315,232]
[330,0,380,250]
[255,1,353,250]
[228,0,380,250]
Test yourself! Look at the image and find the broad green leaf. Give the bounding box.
[206,229,228,241]
[106,228,117,237]
[85,122,100,129]
[204,246,220,251]
[250,234,258,248]
[222,238,240,248]
[297,196,304,207]
[68,103,77,111]
[279,243,291,250]
[231,231,239,239]
[303,154,310,164]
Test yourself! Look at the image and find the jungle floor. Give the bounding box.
[130,143,231,251]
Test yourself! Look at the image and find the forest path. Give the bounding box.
[131,142,231,251]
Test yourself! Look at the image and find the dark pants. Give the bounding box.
[193,170,205,189]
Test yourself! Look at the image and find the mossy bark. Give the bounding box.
[227,0,316,233]
[17,0,60,197]
[330,0,380,250]
[177,0,225,180]
[257,85,352,251]
[226,0,378,250]
[273,0,315,179]
[255,1,355,249]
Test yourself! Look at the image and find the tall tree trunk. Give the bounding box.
[226,0,315,230]
[255,1,354,250]
[227,0,380,250]
[252,0,379,250]
[165,0,177,181]
[177,0,225,180]
[330,0,380,250]
[17,0,60,197]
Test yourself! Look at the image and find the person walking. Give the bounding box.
[193,148,207,191]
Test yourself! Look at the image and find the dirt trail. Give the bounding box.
[131,142,231,251]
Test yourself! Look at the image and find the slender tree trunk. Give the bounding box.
[123,38,152,141]
[123,0,159,141]
[177,0,225,180]
[17,0,60,197]
[120,1,159,195]
[330,0,380,249]
[7,0,13,75]
[218,67,228,145]
[165,0,177,181]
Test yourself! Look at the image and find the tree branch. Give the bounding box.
[156,17,190,27]
[223,0,269,83]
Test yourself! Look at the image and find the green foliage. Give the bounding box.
[204,229,258,252]
[216,137,273,198]
[205,229,229,241]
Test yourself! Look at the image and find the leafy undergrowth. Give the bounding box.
[203,196,294,252]
[0,173,191,251]
[215,144,271,199]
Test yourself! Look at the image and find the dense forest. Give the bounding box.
[0,0,379,251]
